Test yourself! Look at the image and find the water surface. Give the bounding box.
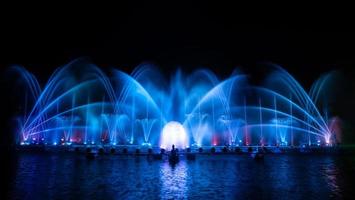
[6,153,355,199]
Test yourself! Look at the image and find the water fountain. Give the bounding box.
[9,59,341,150]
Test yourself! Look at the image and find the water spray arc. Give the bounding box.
[9,60,340,148]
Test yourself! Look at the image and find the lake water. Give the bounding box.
[5,153,355,199]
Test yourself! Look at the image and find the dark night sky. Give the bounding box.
[1,3,355,145]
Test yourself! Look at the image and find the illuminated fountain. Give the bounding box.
[9,59,341,149]
[241,66,341,147]
[160,121,189,150]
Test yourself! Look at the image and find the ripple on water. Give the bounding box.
[7,154,355,199]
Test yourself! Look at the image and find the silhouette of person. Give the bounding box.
[171,144,176,156]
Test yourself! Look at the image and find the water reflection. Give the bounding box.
[322,156,342,198]
[160,161,188,199]
[7,154,355,199]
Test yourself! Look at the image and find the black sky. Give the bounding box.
[1,4,354,79]
[1,3,355,145]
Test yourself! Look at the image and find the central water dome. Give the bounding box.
[10,59,340,148]
[160,121,189,150]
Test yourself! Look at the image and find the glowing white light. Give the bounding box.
[160,121,189,150]
[53,142,57,145]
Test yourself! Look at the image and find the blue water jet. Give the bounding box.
[8,59,341,148]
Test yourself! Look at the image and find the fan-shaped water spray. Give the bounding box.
[9,59,340,149]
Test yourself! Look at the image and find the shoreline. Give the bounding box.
[14,144,355,156]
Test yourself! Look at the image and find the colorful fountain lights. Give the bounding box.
[10,59,341,148]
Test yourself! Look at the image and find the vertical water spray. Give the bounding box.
[9,60,339,148]
[259,98,263,145]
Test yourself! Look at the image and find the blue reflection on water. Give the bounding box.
[160,162,188,199]
[7,153,355,199]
